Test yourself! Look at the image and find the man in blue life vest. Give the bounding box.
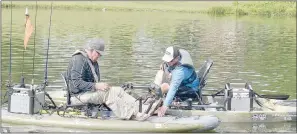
[154,46,200,117]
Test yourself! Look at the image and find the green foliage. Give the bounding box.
[207,6,233,15]
[1,1,232,13]
[207,1,296,17]
[2,1,295,17]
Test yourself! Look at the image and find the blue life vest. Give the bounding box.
[180,65,197,87]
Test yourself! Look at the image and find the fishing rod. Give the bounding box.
[41,1,57,109]
[3,0,14,103]
[43,1,53,88]
[19,6,34,88]
[1,1,13,124]
[2,1,57,114]
[8,0,12,88]
[31,1,38,86]
[19,8,30,88]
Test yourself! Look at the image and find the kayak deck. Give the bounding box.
[1,105,220,132]
[167,109,296,122]
[45,89,296,123]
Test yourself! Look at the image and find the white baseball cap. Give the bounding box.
[162,46,180,62]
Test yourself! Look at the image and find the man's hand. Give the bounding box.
[157,106,168,117]
[95,82,111,91]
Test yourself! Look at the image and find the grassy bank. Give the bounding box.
[208,1,296,17]
[2,1,296,17]
[1,1,232,13]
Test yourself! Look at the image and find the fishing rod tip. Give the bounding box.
[25,7,29,15]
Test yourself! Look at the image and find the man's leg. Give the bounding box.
[71,88,161,121]
[154,70,166,86]
[70,90,107,105]
[105,87,139,120]
[153,63,170,86]
[71,88,138,120]
[105,88,162,120]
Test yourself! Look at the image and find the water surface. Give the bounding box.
[1,8,296,133]
[2,9,295,96]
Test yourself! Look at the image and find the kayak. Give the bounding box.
[1,106,219,132]
[166,95,297,123]
[156,58,297,123]
[111,58,296,123]
[45,86,296,123]
[166,108,296,123]
[2,121,296,133]
[2,88,220,133]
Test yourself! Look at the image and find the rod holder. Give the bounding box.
[20,75,25,88]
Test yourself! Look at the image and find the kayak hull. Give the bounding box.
[166,109,296,123]
[1,107,220,132]
[217,122,297,133]
[166,97,297,123]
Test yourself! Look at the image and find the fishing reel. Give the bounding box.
[121,82,163,99]
[121,82,163,114]
[148,83,163,99]
[121,82,134,91]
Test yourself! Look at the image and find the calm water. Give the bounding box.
[1,8,296,132]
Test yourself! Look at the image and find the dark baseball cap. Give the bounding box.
[85,38,105,55]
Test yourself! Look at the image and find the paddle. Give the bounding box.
[202,93,290,100]
[257,94,290,100]
[48,83,290,100]
[205,90,290,100]
[121,83,290,100]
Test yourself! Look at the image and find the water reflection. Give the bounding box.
[1,9,296,99]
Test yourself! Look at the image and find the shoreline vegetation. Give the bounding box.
[2,1,296,17]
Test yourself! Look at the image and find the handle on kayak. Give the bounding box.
[121,82,150,91]
[121,82,163,98]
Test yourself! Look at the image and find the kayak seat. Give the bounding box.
[60,72,111,118]
[196,58,213,97]
[175,87,199,102]
[171,58,214,107]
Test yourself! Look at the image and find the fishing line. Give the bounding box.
[31,1,38,85]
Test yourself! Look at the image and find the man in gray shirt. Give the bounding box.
[65,38,162,121]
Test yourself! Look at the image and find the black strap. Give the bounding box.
[86,58,99,83]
